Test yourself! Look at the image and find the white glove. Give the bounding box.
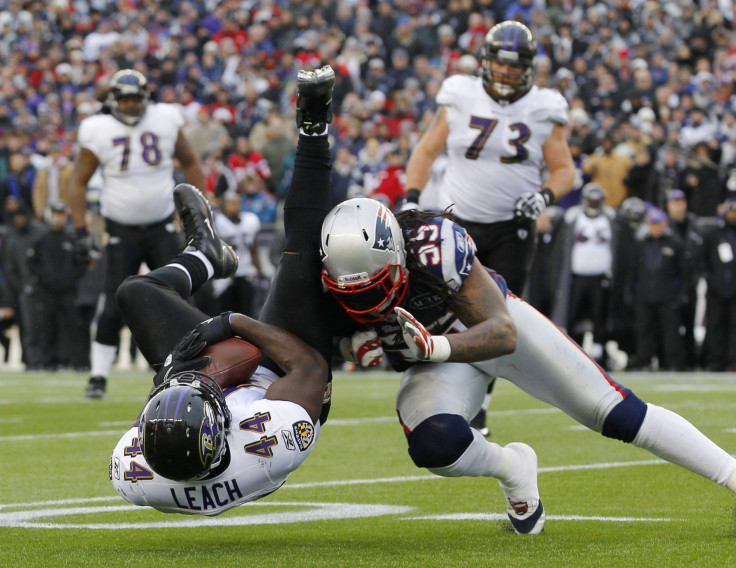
[513,191,550,220]
[339,330,384,368]
[394,307,451,362]
[400,200,419,212]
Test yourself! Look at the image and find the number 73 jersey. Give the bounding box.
[436,75,569,224]
[109,384,320,516]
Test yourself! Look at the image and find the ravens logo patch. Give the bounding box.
[292,420,315,452]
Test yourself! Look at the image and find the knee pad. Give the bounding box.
[601,389,648,443]
[408,414,474,468]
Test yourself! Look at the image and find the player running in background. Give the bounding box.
[69,69,206,399]
[403,21,575,436]
[110,67,336,513]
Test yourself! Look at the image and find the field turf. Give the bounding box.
[2,369,735,567]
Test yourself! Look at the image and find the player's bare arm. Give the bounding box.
[405,106,449,193]
[444,258,517,362]
[230,313,328,422]
[541,124,575,202]
[174,129,206,191]
[69,147,100,229]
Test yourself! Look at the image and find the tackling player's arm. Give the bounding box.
[541,124,575,203]
[444,258,517,362]
[229,313,328,423]
[404,106,449,201]
[174,129,206,191]
[69,146,100,230]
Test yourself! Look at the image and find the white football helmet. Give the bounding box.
[321,198,408,323]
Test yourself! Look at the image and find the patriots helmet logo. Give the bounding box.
[373,204,396,252]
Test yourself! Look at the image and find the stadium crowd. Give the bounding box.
[0,0,736,372]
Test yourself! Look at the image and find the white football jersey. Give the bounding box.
[435,75,568,223]
[77,103,185,225]
[214,210,261,278]
[109,369,320,516]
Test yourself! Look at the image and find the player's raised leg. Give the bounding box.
[116,184,237,367]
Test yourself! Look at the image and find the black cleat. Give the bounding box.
[174,183,238,278]
[85,376,107,399]
[296,65,336,135]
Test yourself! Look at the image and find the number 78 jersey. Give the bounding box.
[77,103,185,225]
[436,75,568,223]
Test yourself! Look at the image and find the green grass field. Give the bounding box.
[2,369,735,567]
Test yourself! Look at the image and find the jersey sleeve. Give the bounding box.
[413,217,477,291]
[156,103,186,132]
[531,88,569,126]
[76,116,102,152]
[436,74,476,108]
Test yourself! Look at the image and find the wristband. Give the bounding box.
[540,188,555,206]
[430,335,452,362]
[406,188,420,204]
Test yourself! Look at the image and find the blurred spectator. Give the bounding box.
[31,142,74,220]
[666,189,705,370]
[582,133,634,208]
[608,196,647,365]
[627,207,688,371]
[249,111,295,193]
[552,183,616,368]
[369,147,406,212]
[227,135,271,185]
[624,146,662,207]
[702,196,736,371]
[680,141,724,219]
[331,146,362,206]
[183,105,232,162]
[0,151,36,215]
[237,172,277,225]
[213,192,265,318]
[0,198,47,370]
[29,202,86,371]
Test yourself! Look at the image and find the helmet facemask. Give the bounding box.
[108,69,149,126]
[322,263,408,323]
[482,21,537,102]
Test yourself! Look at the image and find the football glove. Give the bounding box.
[513,189,554,221]
[152,312,234,386]
[394,307,451,362]
[74,227,92,265]
[339,330,384,368]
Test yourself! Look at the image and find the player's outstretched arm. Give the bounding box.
[444,259,517,362]
[230,313,328,423]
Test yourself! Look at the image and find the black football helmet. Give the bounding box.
[582,183,606,217]
[138,371,231,482]
[107,69,149,125]
[482,21,537,102]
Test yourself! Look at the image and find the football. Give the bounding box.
[201,337,262,389]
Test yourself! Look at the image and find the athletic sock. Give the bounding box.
[90,341,117,378]
[428,429,504,478]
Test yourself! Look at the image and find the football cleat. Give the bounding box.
[296,65,335,135]
[174,183,238,278]
[85,376,107,399]
[498,442,545,534]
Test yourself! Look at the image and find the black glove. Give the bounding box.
[152,312,235,386]
[74,227,92,265]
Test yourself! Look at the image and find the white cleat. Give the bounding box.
[498,442,545,534]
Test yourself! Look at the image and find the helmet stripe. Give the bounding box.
[503,23,513,50]
[173,388,187,418]
[163,387,174,418]
[511,23,520,51]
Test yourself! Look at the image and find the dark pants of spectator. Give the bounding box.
[703,293,736,371]
[678,287,699,369]
[631,300,687,371]
[567,274,609,348]
[455,217,537,294]
[95,216,182,348]
[16,288,45,369]
[36,287,87,370]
